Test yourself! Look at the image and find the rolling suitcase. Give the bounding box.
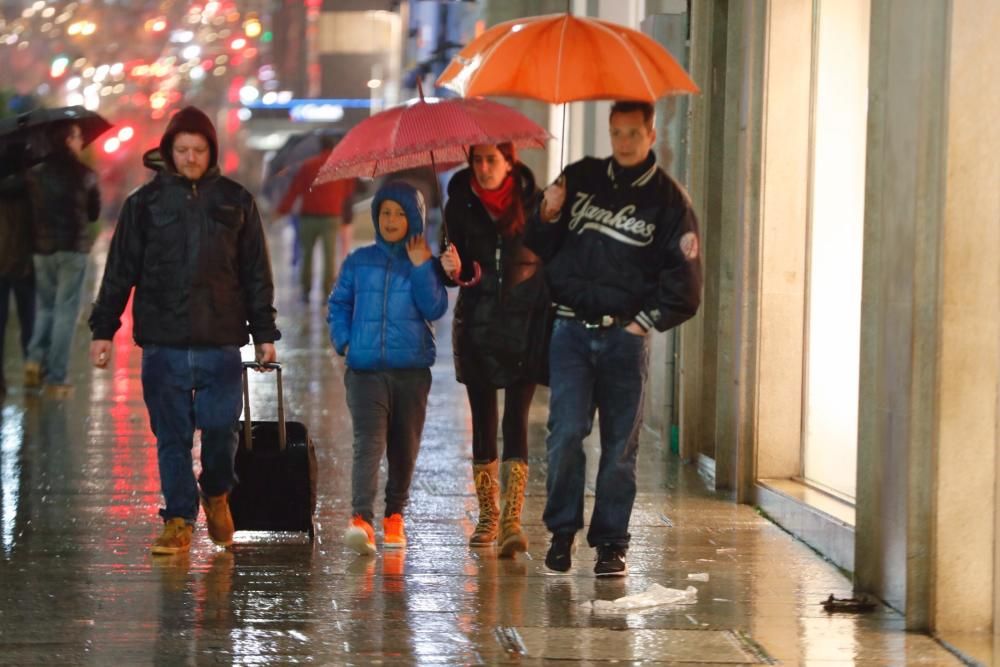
[229,361,317,540]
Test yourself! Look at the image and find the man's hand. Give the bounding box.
[540,177,566,223]
[440,243,461,279]
[90,340,112,368]
[254,343,277,371]
[624,322,647,337]
[406,234,432,266]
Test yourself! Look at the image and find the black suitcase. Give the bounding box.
[229,361,317,540]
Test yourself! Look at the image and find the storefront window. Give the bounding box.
[801,0,871,501]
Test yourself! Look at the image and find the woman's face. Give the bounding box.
[378,199,409,243]
[64,124,84,156]
[470,145,512,191]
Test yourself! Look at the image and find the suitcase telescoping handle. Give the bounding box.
[241,361,286,452]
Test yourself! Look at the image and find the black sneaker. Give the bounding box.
[544,533,575,573]
[594,544,628,577]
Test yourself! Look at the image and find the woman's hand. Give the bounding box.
[440,243,462,279]
[406,234,432,266]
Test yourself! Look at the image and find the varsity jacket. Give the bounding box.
[524,153,702,332]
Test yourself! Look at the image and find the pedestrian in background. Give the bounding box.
[0,156,36,399]
[23,122,100,398]
[441,143,549,558]
[328,181,453,556]
[276,136,356,304]
[89,106,280,555]
[526,101,702,577]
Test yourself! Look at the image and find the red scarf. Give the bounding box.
[470,173,522,237]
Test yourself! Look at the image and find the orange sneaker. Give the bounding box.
[345,515,376,555]
[383,513,406,549]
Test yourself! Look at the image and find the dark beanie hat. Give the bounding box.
[159,106,218,171]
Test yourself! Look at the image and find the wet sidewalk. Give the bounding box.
[0,227,963,665]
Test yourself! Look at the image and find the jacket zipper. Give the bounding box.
[495,237,503,302]
[381,258,390,364]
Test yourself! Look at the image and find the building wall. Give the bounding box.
[686,0,1000,634]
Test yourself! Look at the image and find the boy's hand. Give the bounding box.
[406,234,432,266]
[440,243,461,279]
[540,177,566,223]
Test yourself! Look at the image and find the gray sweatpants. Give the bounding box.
[344,368,432,524]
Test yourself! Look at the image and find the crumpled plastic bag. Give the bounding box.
[580,583,698,613]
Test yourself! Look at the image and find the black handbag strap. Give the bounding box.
[241,361,286,452]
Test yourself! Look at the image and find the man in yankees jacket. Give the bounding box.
[525,101,702,577]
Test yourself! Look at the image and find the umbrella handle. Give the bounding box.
[454,260,482,288]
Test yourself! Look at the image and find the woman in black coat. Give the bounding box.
[441,143,549,557]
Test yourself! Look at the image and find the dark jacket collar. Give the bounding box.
[607,151,657,188]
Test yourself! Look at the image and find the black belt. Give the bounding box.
[559,314,627,329]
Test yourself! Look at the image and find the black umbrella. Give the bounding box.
[263,129,344,205]
[0,105,112,176]
[267,128,344,178]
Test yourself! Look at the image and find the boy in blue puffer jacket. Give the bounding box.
[328,181,456,555]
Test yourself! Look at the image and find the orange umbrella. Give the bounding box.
[436,13,698,103]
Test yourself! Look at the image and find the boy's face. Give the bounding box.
[378,199,409,243]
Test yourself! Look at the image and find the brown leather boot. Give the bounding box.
[469,460,499,546]
[201,493,234,547]
[498,458,528,558]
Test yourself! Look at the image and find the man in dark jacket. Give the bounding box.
[88,106,280,555]
[23,122,100,397]
[0,163,35,398]
[525,101,702,577]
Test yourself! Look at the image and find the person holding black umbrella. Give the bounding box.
[22,121,100,397]
[0,148,35,399]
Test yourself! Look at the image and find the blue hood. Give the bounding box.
[371,180,426,252]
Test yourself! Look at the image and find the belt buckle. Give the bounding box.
[582,315,614,329]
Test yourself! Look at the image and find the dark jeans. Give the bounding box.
[344,368,431,525]
[0,271,34,382]
[465,380,536,462]
[542,318,649,549]
[141,345,243,523]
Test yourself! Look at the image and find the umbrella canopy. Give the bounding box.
[268,128,344,179]
[0,105,112,175]
[436,13,699,103]
[313,89,550,184]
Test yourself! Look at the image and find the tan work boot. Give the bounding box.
[469,460,499,547]
[201,493,234,547]
[151,517,193,555]
[23,361,41,389]
[498,458,528,558]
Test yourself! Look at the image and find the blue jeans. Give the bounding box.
[542,318,649,549]
[26,252,87,384]
[141,346,243,523]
